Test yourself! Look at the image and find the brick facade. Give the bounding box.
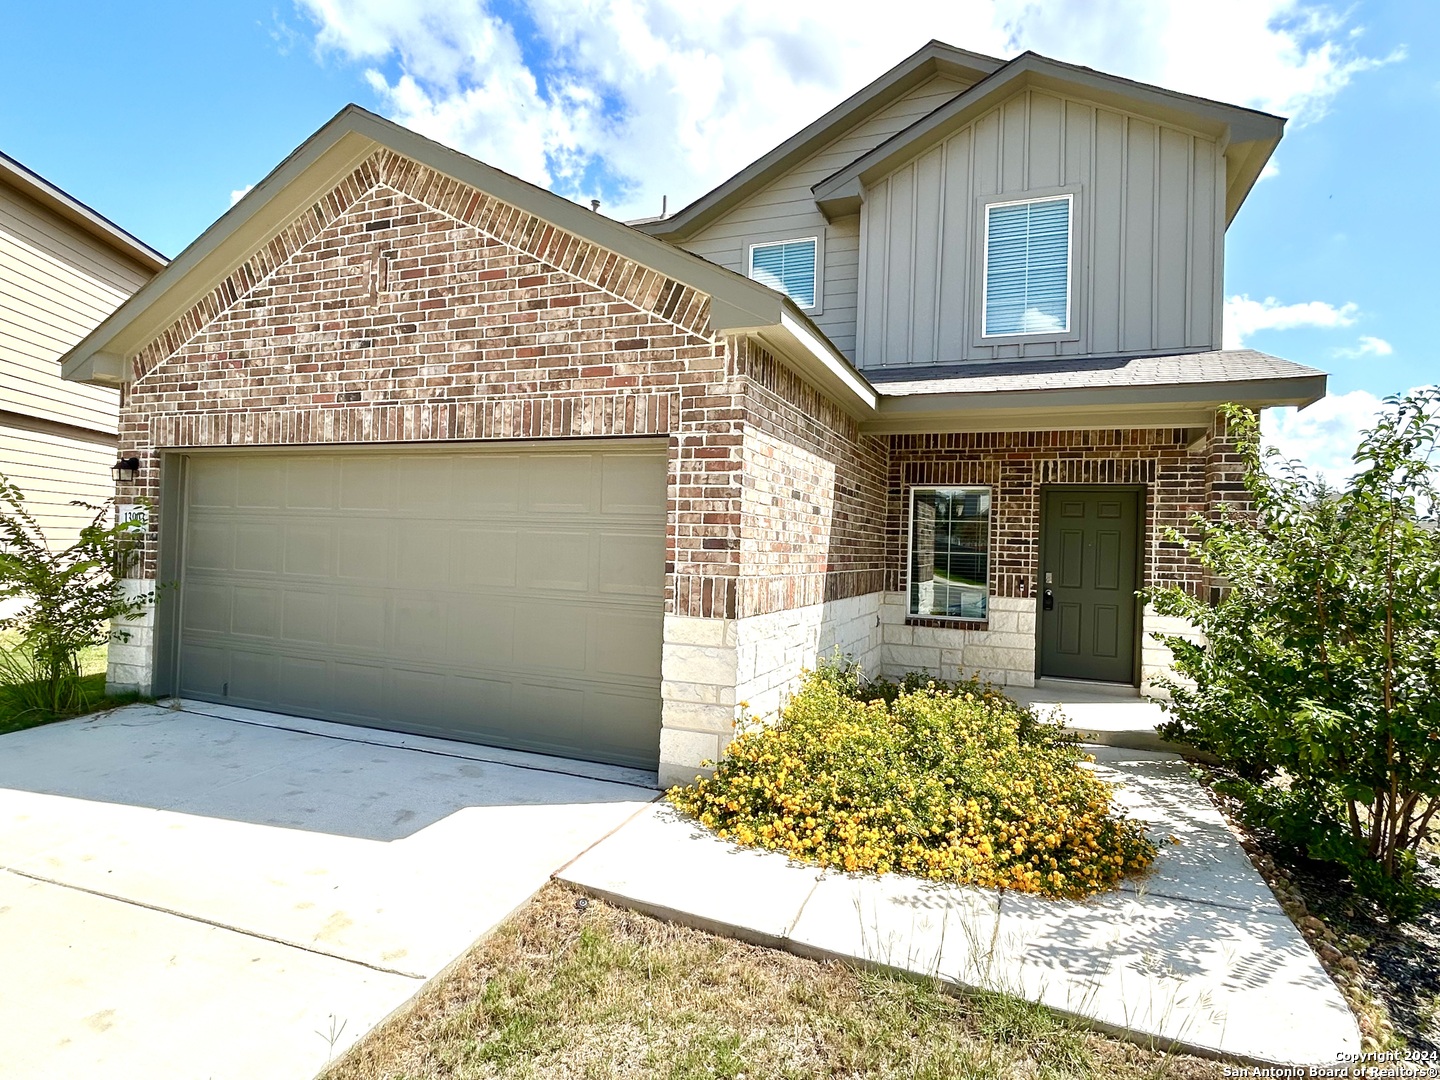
[106,141,1243,781]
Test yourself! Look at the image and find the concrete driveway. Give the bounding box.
[0,700,656,1079]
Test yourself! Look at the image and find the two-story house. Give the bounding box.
[59,42,1324,784]
[1,151,165,600]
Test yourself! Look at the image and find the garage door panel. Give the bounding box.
[601,453,668,516]
[454,528,517,587]
[231,586,279,638]
[183,583,232,634]
[392,596,450,660]
[280,590,333,646]
[513,605,589,672]
[178,444,665,770]
[594,612,663,678]
[449,602,514,665]
[284,459,336,510]
[455,455,520,513]
[396,528,452,586]
[233,523,282,574]
[337,528,391,580]
[520,531,591,593]
[339,457,394,511]
[236,459,285,509]
[524,455,595,514]
[283,524,332,577]
[277,655,331,710]
[598,531,666,596]
[186,522,234,572]
[330,662,386,718]
[334,594,389,651]
[188,460,237,508]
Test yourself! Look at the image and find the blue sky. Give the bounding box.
[2,1,1433,478]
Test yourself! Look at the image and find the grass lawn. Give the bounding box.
[323,884,1223,1080]
[0,633,148,736]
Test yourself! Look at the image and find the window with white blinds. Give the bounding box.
[749,237,818,309]
[982,195,1072,337]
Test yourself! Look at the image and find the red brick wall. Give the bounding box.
[885,428,1212,608]
[733,340,889,618]
[114,149,878,622]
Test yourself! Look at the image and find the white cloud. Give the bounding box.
[1332,334,1393,359]
[1262,388,1385,488]
[1258,159,1280,182]
[294,0,1401,220]
[230,184,255,207]
[1223,294,1358,349]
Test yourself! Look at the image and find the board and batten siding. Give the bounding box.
[857,89,1225,369]
[678,73,978,360]
[1,184,147,433]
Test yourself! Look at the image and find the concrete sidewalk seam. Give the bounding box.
[0,865,428,980]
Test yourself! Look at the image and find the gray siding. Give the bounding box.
[679,74,976,360]
[858,90,1225,369]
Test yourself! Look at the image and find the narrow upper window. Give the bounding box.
[908,487,991,621]
[982,195,1072,337]
[749,237,818,310]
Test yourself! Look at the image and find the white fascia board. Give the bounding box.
[771,309,879,414]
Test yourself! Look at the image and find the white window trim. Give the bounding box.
[979,192,1075,341]
[906,485,993,623]
[747,233,823,315]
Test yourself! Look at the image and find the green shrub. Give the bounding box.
[1150,391,1440,918]
[668,664,1156,898]
[0,475,150,718]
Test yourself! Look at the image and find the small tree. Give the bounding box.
[0,475,150,716]
[1150,390,1440,916]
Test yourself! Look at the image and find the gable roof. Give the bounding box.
[58,105,875,414]
[0,150,168,272]
[813,51,1284,226]
[635,40,1004,241]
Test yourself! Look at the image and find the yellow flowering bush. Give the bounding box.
[668,664,1156,898]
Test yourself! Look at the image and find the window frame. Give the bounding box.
[747,233,823,314]
[976,189,1079,345]
[905,485,994,623]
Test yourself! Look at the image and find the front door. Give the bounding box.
[1038,488,1140,683]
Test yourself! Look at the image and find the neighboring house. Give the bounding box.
[0,151,165,572]
[60,42,1325,785]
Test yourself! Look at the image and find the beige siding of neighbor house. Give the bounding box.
[858,89,1225,368]
[1,183,151,548]
[1,185,146,432]
[0,416,116,547]
[678,73,977,360]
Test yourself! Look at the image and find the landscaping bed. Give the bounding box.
[1203,772,1440,1054]
[669,665,1156,898]
[322,882,1225,1080]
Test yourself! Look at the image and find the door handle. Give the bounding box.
[1042,589,1054,611]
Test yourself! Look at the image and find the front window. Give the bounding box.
[749,237,818,309]
[982,195,1072,337]
[909,487,991,621]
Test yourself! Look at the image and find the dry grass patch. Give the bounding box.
[322,884,1223,1080]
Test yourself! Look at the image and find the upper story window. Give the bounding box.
[982,194,1072,338]
[749,237,819,311]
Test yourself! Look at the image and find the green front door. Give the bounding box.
[1038,488,1140,683]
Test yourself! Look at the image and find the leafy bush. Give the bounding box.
[0,475,149,718]
[668,664,1156,898]
[1149,391,1440,917]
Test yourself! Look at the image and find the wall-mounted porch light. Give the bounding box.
[111,456,141,484]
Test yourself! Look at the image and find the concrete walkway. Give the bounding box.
[0,701,655,1080]
[557,743,1360,1066]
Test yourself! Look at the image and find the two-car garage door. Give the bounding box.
[173,443,667,770]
